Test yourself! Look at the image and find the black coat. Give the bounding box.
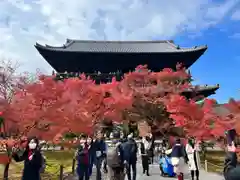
[224,152,240,180]
[12,150,42,180]
[122,138,138,163]
[93,139,106,159]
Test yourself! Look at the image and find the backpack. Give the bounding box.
[39,153,46,173]
[106,143,122,168]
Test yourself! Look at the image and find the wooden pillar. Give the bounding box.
[204,160,208,172]
[72,158,76,174]
[59,164,63,180]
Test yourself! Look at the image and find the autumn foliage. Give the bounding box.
[0,64,238,146]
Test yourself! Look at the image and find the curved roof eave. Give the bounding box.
[35,42,208,54]
[183,85,220,93]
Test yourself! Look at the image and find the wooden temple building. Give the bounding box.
[35,39,219,99]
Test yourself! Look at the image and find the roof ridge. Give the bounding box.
[66,39,174,43]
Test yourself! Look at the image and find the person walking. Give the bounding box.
[106,130,125,180]
[86,136,95,177]
[185,137,200,180]
[76,136,91,180]
[12,137,43,180]
[171,138,188,180]
[148,133,155,164]
[93,131,107,180]
[102,135,108,174]
[123,133,138,180]
[139,136,151,176]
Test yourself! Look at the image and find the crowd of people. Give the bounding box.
[8,130,240,180]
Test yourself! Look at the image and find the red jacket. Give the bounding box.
[77,143,89,165]
[83,144,89,165]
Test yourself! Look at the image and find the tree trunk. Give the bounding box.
[3,162,9,180]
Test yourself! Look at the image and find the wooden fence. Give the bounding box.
[38,160,74,180]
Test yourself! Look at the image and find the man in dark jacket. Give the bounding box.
[224,143,240,180]
[122,133,138,180]
[93,131,107,180]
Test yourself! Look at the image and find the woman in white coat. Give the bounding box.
[185,138,200,180]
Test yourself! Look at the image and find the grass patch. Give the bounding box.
[0,150,75,180]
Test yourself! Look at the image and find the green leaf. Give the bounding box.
[196,99,205,105]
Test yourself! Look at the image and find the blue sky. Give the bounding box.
[0,0,240,103]
[174,19,240,103]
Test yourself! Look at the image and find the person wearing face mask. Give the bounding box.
[12,137,43,180]
[86,136,95,177]
[76,136,91,180]
[139,136,151,176]
[185,137,200,180]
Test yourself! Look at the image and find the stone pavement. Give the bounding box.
[65,163,224,180]
[133,164,223,180]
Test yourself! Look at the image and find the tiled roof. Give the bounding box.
[183,84,219,92]
[181,85,219,100]
[35,39,207,53]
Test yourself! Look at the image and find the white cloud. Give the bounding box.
[231,9,240,20]
[0,0,239,73]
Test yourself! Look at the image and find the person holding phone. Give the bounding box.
[224,142,240,180]
[185,137,200,180]
[223,129,240,180]
[12,137,43,180]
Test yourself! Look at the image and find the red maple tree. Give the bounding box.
[2,64,235,144]
[0,62,237,179]
[102,64,233,139]
[0,59,36,178]
[224,99,240,133]
[8,75,97,141]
